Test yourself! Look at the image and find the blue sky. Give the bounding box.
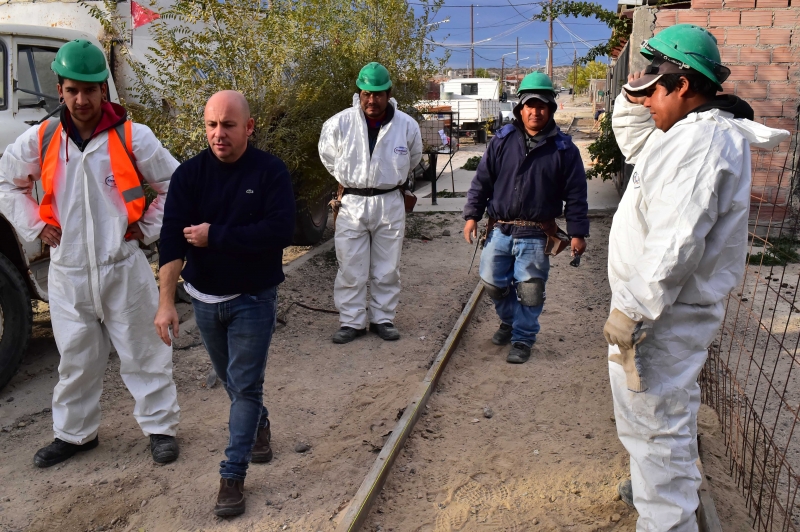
[414,0,618,69]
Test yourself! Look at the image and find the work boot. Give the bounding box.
[369,322,400,341]
[618,479,634,507]
[150,434,179,464]
[250,424,273,463]
[332,326,367,344]
[33,436,99,468]
[491,323,513,345]
[507,342,532,364]
[33,436,100,467]
[214,478,246,517]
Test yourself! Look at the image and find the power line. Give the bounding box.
[424,38,607,48]
[556,18,594,48]
[505,0,530,19]
[439,20,610,28]
[409,1,544,6]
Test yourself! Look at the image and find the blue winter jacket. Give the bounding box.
[463,122,590,238]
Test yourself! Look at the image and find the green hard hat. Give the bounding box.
[356,62,392,92]
[641,24,730,90]
[517,72,557,97]
[51,40,109,83]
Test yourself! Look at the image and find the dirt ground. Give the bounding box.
[0,132,756,530]
[362,216,753,532]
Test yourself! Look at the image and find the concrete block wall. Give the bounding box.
[655,4,798,219]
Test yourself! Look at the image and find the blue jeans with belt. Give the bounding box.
[479,229,550,347]
[191,286,277,480]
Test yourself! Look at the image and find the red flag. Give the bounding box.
[131,1,160,29]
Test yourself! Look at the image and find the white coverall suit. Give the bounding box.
[319,95,422,329]
[609,92,789,531]
[0,121,181,445]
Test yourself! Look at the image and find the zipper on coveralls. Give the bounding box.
[79,139,106,322]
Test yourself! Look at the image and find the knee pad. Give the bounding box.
[482,281,510,300]
[517,278,545,307]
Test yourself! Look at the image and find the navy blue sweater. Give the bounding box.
[159,146,295,296]
[463,122,589,238]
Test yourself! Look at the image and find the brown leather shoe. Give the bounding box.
[214,478,245,517]
[251,424,273,463]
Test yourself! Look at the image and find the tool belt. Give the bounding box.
[343,185,401,197]
[330,183,417,230]
[490,218,570,257]
[495,220,545,228]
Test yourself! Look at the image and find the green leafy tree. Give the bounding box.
[84,0,445,200]
[474,68,491,78]
[573,61,607,91]
[533,0,630,64]
[585,112,620,181]
[531,2,625,181]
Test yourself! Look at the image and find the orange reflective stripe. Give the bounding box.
[38,121,63,228]
[108,123,145,224]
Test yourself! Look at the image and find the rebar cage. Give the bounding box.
[701,107,800,532]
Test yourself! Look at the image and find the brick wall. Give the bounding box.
[655,4,798,222]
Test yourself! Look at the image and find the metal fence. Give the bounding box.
[700,108,800,532]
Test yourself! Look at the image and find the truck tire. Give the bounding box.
[0,253,32,392]
[293,193,329,246]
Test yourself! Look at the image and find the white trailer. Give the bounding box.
[439,78,500,101]
[416,98,501,126]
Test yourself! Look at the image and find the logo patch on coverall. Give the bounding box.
[631,172,641,189]
[105,175,116,187]
[394,146,408,155]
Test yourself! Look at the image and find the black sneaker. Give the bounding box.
[507,342,532,364]
[33,436,99,468]
[332,326,367,344]
[491,323,513,345]
[618,479,634,507]
[150,434,179,464]
[369,322,400,341]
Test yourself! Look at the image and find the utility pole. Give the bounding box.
[536,52,540,72]
[547,0,553,78]
[572,49,577,102]
[516,37,519,77]
[501,56,505,97]
[470,4,474,77]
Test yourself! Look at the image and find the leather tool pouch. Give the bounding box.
[402,188,417,213]
[540,220,570,257]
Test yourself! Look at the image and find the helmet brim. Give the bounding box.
[52,61,109,83]
[356,80,392,92]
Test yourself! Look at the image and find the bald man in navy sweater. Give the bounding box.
[155,91,295,517]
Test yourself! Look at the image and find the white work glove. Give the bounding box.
[604,309,648,393]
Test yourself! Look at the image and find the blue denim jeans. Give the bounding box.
[191,286,277,480]
[479,229,550,347]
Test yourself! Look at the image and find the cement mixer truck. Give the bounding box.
[0,2,331,390]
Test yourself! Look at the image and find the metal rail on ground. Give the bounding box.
[335,282,485,532]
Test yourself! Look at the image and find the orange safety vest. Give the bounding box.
[37,119,145,228]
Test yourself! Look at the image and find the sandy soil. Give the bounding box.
[363,216,752,532]
[0,127,755,530]
[0,212,480,532]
